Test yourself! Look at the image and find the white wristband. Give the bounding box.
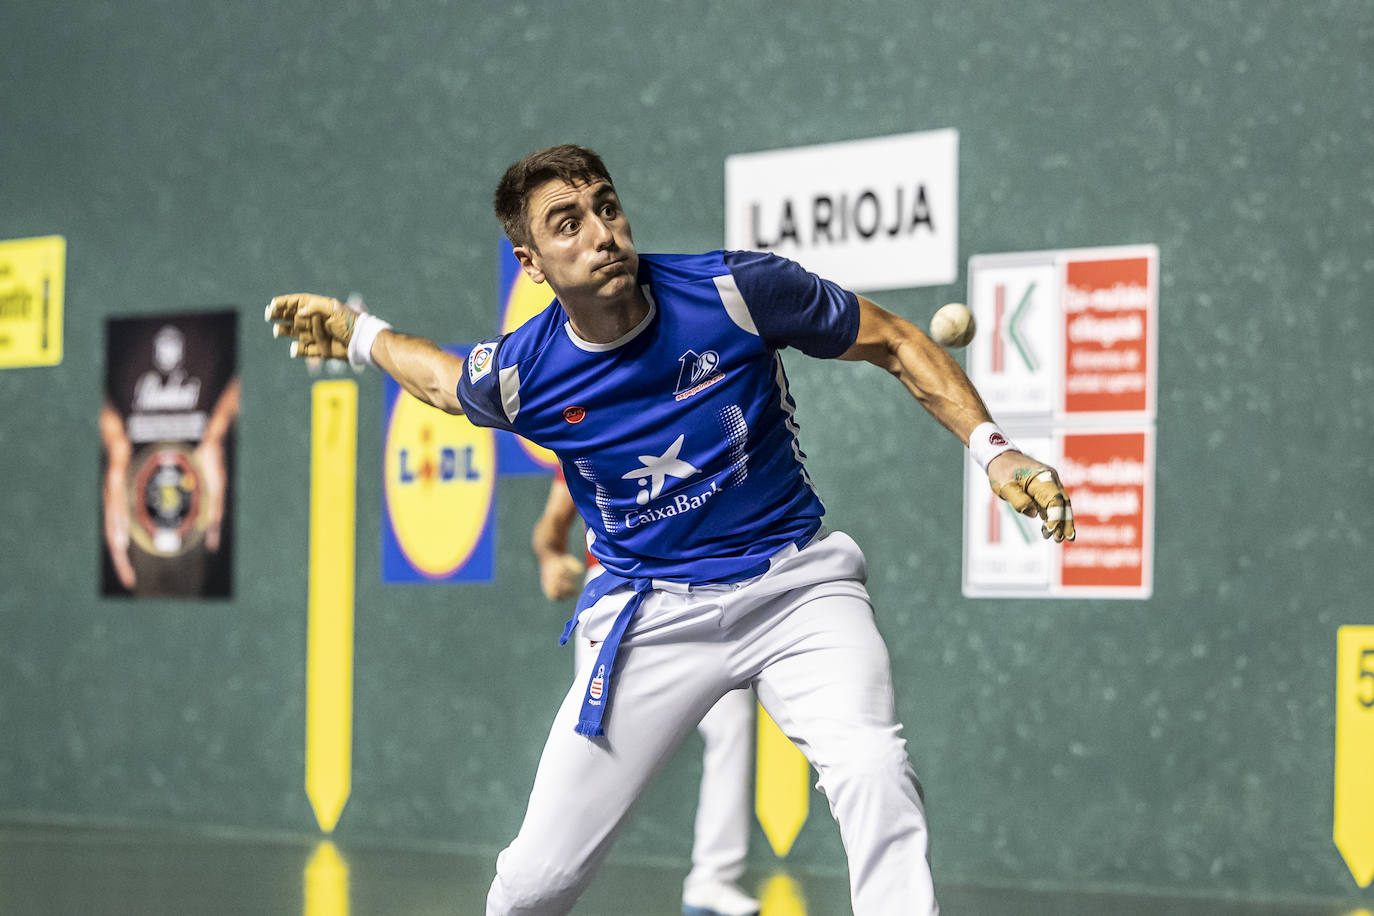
[347,313,392,367]
[968,422,1017,472]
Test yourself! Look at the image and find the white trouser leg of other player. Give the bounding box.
[683,686,755,902]
[486,531,936,916]
[576,628,758,915]
[741,580,935,914]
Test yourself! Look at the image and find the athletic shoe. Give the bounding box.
[681,880,761,916]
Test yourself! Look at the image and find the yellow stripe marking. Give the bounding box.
[304,840,349,916]
[755,702,810,857]
[758,871,806,915]
[306,381,357,833]
[1335,626,1374,887]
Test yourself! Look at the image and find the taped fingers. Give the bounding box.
[1022,468,1075,542]
[291,332,347,360]
[290,325,322,358]
[992,467,1076,542]
[266,300,300,342]
[994,479,1037,517]
[1043,503,1075,542]
[267,295,351,363]
[265,297,303,324]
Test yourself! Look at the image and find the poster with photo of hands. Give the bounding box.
[101,311,239,598]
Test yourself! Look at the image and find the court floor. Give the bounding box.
[0,823,1362,916]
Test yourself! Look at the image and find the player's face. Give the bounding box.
[515,178,639,306]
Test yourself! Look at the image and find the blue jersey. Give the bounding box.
[457,251,859,584]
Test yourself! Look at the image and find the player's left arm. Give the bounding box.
[531,476,585,601]
[838,295,1075,542]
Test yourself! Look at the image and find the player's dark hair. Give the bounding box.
[494,145,615,249]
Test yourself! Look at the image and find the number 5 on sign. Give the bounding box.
[1335,626,1374,887]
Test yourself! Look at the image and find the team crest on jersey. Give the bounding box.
[675,349,725,400]
[468,342,497,384]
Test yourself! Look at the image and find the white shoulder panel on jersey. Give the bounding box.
[499,365,521,422]
[713,273,759,337]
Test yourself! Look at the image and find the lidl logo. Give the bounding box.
[381,353,495,582]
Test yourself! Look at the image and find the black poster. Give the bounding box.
[100,311,239,597]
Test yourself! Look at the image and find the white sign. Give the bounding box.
[965,256,1062,418]
[725,130,959,292]
[962,244,1159,600]
[967,244,1159,425]
[963,426,1155,599]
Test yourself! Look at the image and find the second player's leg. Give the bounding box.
[685,686,756,892]
[749,590,936,916]
[487,638,728,916]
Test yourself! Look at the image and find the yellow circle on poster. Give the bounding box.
[384,391,495,577]
[501,272,559,470]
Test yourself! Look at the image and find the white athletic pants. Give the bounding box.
[486,531,937,915]
[685,686,755,891]
[576,630,756,892]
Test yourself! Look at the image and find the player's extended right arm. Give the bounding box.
[370,330,465,414]
[265,294,465,415]
[840,295,1075,542]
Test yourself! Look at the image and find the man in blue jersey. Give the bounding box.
[268,144,1075,916]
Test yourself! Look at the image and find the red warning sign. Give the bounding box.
[1063,256,1153,417]
[1059,430,1151,592]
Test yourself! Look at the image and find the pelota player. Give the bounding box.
[267,144,1074,915]
[533,471,760,916]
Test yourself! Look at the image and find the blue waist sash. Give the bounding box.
[559,521,821,739]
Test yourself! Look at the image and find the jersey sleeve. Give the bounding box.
[454,336,517,432]
[722,250,860,358]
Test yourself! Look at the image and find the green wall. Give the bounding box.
[2,0,1372,904]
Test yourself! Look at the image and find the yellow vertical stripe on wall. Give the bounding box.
[758,872,807,915]
[306,381,358,834]
[1335,625,1374,888]
[304,840,349,916]
[755,702,810,858]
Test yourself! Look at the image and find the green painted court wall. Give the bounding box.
[2,0,1372,905]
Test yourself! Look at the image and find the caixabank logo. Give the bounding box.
[381,351,495,583]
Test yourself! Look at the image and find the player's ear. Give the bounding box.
[513,245,546,285]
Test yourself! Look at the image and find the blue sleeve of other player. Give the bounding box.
[454,336,517,432]
[723,250,860,358]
